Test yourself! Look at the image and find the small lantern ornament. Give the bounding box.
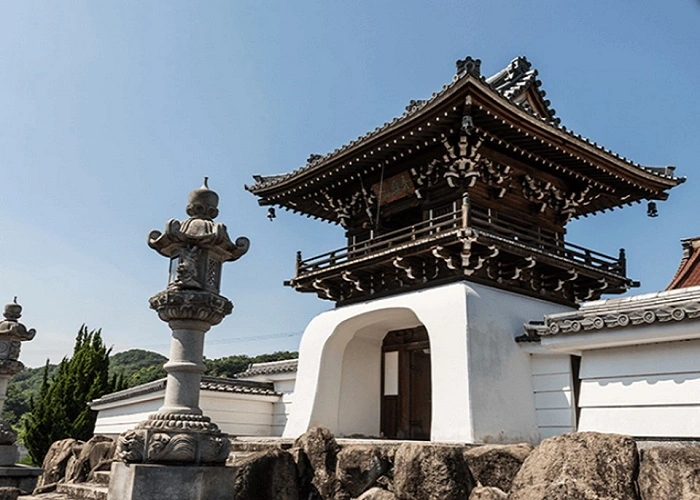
[0,298,36,462]
[115,179,249,466]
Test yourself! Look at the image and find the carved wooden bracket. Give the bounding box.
[481,160,512,199]
[521,175,552,213]
[410,159,441,199]
[393,256,422,281]
[316,188,376,228]
[498,256,536,281]
[521,175,602,222]
[432,245,459,270]
[341,270,364,292]
[443,134,484,189]
[312,279,336,300]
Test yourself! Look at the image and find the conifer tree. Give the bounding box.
[24,325,114,465]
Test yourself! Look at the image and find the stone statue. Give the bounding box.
[0,298,36,456]
[114,179,249,469]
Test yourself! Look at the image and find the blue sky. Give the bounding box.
[1,1,698,367]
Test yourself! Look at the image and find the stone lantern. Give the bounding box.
[0,298,36,464]
[110,179,248,500]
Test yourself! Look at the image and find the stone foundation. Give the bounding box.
[25,430,700,499]
[108,462,236,500]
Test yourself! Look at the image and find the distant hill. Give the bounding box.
[3,348,298,427]
[109,349,168,387]
[204,351,298,378]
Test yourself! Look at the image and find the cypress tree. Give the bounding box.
[24,325,114,465]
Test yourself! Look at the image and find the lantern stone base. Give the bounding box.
[108,462,236,500]
[0,445,18,467]
[0,464,42,492]
[115,414,231,464]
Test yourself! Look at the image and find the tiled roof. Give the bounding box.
[90,376,278,407]
[234,358,299,378]
[667,237,700,290]
[485,56,557,123]
[522,286,700,340]
[199,376,278,396]
[247,55,682,194]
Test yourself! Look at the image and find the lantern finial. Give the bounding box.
[186,177,219,220]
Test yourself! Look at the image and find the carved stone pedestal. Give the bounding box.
[116,414,229,465]
[109,462,236,500]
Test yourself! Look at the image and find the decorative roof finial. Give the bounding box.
[4,298,21,321]
[186,177,219,220]
[456,56,482,77]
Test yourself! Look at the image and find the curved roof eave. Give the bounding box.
[247,57,683,198]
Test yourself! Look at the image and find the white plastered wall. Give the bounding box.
[237,373,296,436]
[463,284,573,442]
[529,354,577,439]
[93,389,280,437]
[284,281,572,443]
[577,339,700,437]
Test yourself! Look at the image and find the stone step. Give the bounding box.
[228,437,295,453]
[19,492,70,500]
[89,472,110,487]
[228,450,260,465]
[228,437,296,465]
[55,483,107,500]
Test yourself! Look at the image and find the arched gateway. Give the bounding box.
[282,282,571,443]
[246,56,682,443]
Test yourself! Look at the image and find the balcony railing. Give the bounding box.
[295,197,625,278]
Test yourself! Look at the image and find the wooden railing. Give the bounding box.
[295,198,625,277]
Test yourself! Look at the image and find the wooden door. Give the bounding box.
[381,327,431,440]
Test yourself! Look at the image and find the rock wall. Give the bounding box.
[233,429,700,500]
[33,430,700,499]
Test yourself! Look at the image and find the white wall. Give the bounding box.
[236,373,296,436]
[337,335,382,436]
[93,389,280,437]
[284,281,571,443]
[272,392,294,436]
[530,354,576,439]
[93,392,164,435]
[577,339,700,437]
[465,285,573,443]
[202,391,278,436]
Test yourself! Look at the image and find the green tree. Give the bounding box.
[126,364,166,386]
[23,325,115,465]
[204,351,298,378]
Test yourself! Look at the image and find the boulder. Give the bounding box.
[65,435,115,483]
[393,443,474,500]
[463,443,533,492]
[293,427,344,499]
[638,446,700,499]
[336,445,391,498]
[33,438,80,493]
[356,487,397,500]
[468,486,507,499]
[234,448,300,500]
[509,432,639,500]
